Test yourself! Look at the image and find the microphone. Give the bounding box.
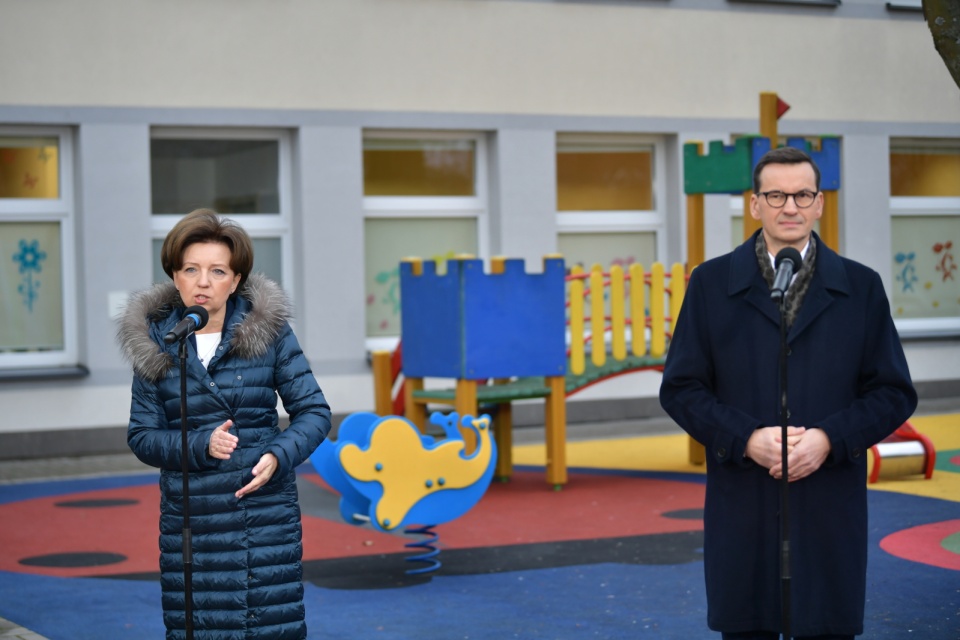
[163,306,209,344]
[770,247,803,301]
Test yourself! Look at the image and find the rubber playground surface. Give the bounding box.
[0,412,958,639]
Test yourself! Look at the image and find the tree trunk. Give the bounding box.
[923,0,960,89]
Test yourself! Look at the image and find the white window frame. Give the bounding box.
[890,197,960,337]
[149,127,295,299]
[362,130,490,351]
[556,133,668,262]
[0,126,79,371]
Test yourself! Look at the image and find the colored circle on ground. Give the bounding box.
[19,552,128,568]
[943,532,960,555]
[55,499,139,508]
[662,509,704,520]
[880,519,960,570]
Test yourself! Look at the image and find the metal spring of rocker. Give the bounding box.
[403,524,441,575]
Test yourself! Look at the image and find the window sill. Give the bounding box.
[0,365,90,383]
[895,318,960,339]
[728,0,840,6]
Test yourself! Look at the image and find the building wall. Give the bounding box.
[1,0,958,457]
[1,0,956,122]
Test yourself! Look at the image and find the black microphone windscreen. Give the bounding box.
[774,247,803,270]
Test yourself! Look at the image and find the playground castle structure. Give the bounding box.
[372,255,686,489]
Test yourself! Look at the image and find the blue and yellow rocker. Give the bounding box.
[311,411,497,573]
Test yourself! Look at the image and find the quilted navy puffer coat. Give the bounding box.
[118,274,331,640]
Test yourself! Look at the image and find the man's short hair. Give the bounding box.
[752,147,821,193]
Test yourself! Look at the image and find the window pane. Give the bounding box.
[363,139,476,196]
[152,237,284,287]
[364,218,478,336]
[151,139,280,214]
[557,143,653,211]
[0,222,64,351]
[891,215,960,319]
[0,137,59,199]
[558,232,657,272]
[248,238,283,286]
[890,140,960,197]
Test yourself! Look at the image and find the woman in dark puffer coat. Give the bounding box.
[117,209,331,640]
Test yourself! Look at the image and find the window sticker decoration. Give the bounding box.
[371,266,401,333]
[892,216,960,319]
[895,252,918,293]
[0,138,59,199]
[934,241,956,284]
[0,222,64,352]
[13,239,47,312]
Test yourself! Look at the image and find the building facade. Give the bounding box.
[1,0,958,458]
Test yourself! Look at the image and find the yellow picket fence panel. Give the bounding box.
[566,262,686,376]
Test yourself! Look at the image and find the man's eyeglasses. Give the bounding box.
[758,190,818,208]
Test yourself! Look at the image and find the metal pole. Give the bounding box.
[178,339,194,640]
[778,298,792,640]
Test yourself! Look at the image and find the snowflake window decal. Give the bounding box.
[12,239,47,312]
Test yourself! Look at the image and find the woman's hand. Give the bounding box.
[236,453,279,499]
[208,420,238,460]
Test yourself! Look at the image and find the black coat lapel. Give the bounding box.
[787,234,850,343]
[729,232,781,327]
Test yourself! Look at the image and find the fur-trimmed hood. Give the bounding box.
[116,273,291,383]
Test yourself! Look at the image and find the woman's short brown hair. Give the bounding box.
[160,209,255,288]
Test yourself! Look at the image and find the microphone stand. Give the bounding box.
[177,338,195,640]
[776,294,792,640]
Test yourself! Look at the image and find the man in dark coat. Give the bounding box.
[659,147,917,639]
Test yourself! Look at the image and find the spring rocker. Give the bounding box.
[311,411,497,574]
